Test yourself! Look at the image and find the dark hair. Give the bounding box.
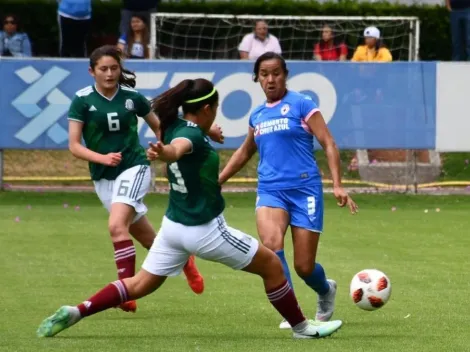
[253,52,289,82]
[318,24,345,55]
[3,14,20,30]
[126,14,150,59]
[89,45,136,88]
[254,19,267,27]
[151,78,218,141]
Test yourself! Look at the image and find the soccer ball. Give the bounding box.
[350,269,391,311]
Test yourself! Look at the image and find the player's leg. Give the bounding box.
[288,187,337,322]
[194,215,342,339]
[37,268,167,337]
[37,219,189,338]
[255,191,293,329]
[94,177,136,282]
[104,165,151,312]
[130,216,204,294]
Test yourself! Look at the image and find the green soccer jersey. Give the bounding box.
[164,119,225,226]
[68,85,151,181]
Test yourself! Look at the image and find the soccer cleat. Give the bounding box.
[183,255,204,294]
[292,319,342,339]
[118,300,137,313]
[315,279,337,322]
[279,319,291,329]
[37,306,81,337]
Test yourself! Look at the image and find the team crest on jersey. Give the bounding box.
[280,104,290,116]
[125,99,135,111]
[254,124,261,136]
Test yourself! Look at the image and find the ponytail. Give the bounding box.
[119,68,136,88]
[151,79,194,141]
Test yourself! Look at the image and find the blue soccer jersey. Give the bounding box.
[249,90,322,191]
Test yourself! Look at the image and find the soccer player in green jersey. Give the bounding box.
[37,78,343,339]
[66,45,207,313]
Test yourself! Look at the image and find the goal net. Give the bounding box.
[150,13,420,61]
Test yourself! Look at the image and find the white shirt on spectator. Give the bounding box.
[238,33,282,60]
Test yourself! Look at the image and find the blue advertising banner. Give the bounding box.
[0,59,436,150]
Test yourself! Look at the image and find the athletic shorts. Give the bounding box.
[256,185,324,233]
[142,214,259,277]
[93,165,151,224]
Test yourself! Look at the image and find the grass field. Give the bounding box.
[1,192,469,352]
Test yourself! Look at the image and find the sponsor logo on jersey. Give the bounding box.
[89,105,97,112]
[254,118,290,137]
[125,99,135,111]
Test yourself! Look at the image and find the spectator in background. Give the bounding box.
[238,20,282,60]
[117,15,150,59]
[314,24,347,61]
[446,0,470,61]
[351,27,392,62]
[120,0,160,36]
[57,0,92,57]
[0,14,32,57]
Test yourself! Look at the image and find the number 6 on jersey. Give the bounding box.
[107,112,120,131]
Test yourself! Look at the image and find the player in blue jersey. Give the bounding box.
[219,52,358,329]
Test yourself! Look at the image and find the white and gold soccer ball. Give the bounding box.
[350,269,392,311]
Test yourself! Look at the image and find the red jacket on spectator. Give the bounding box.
[314,42,348,61]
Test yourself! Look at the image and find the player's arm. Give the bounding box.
[218,127,257,185]
[306,111,358,213]
[68,120,121,166]
[306,111,341,187]
[143,111,160,139]
[207,123,224,144]
[147,138,192,163]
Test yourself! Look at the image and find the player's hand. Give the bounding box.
[101,152,122,166]
[209,124,224,144]
[147,141,165,161]
[333,186,358,214]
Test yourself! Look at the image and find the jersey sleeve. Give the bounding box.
[172,125,206,154]
[135,93,151,117]
[118,34,127,45]
[68,95,87,123]
[248,111,255,128]
[299,95,320,122]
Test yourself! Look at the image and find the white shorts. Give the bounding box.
[94,165,151,224]
[142,214,259,277]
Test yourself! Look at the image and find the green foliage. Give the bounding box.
[440,153,470,181]
[1,0,450,59]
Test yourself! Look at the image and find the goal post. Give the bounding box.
[150,13,420,61]
[147,13,425,193]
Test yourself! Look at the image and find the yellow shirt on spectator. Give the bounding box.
[351,45,393,62]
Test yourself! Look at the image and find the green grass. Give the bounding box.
[1,192,469,352]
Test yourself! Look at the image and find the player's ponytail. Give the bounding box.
[151,79,194,141]
[89,45,136,88]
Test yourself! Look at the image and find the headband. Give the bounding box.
[184,87,217,104]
